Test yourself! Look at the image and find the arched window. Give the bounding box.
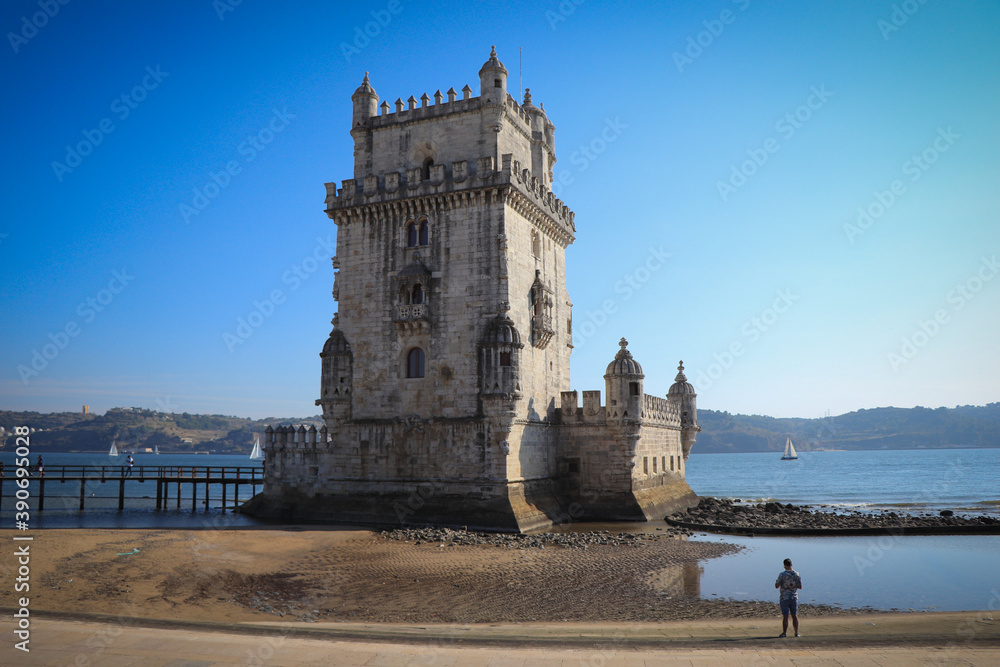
[406,348,425,378]
[422,157,434,181]
[418,219,428,246]
[411,284,424,304]
[406,221,418,247]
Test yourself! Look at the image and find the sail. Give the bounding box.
[782,436,798,459]
[249,436,263,460]
[109,440,119,456]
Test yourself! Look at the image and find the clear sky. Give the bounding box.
[2,0,998,419]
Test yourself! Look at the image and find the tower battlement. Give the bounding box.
[324,154,575,241]
[357,88,539,135]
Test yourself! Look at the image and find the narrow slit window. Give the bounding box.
[406,348,425,378]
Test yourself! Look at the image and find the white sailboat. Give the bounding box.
[154,444,160,455]
[108,439,119,457]
[249,436,264,461]
[781,436,798,460]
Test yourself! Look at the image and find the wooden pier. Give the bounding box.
[0,465,263,512]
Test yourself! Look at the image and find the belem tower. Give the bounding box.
[245,49,700,532]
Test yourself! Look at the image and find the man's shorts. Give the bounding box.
[780,598,798,615]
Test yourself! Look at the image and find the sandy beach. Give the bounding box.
[4,527,876,625]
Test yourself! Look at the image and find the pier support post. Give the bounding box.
[192,481,197,511]
[222,482,227,513]
[79,480,86,510]
[38,478,45,511]
[155,480,162,510]
[118,478,125,510]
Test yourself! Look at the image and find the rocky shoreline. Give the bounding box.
[667,497,1000,535]
[380,525,693,548]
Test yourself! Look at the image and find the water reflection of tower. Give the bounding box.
[649,545,703,598]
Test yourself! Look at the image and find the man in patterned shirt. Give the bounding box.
[774,557,802,637]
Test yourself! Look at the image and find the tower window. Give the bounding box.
[499,351,511,367]
[411,284,424,304]
[406,348,425,378]
[422,157,434,181]
[494,78,501,88]
[406,221,418,247]
[629,381,639,396]
[418,219,428,246]
[532,231,540,258]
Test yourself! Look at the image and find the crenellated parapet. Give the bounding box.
[641,394,682,426]
[324,154,575,245]
[558,389,682,428]
[263,424,328,451]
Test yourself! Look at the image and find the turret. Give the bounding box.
[350,73,379,177]
[479,308,524,397]
[316,321,353,427]
[604,338,644,422]
[478,45,508,105]
[667,361,699,458]
[351,72,378,129]
[521,89,549,185]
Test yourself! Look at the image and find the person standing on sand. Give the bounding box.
[775,557,802,637]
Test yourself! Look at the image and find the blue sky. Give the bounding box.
[2,0,998,419]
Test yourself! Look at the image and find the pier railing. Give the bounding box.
[0,465,263,513]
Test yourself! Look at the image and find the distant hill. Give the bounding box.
[4,403,998,454]
[0,408,323,454]
[696,403,1000,453]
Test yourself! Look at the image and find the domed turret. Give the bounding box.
[667,361,699,458]
[478,45,508,104]
[668,361,695,396]
[604,338,644,422]
[605,337,644,377]
[480,308,523,397]
[483,312,522,347]
[351,72,378,129]
[317,323,353,425]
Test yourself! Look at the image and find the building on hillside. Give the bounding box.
[246,48,699,531]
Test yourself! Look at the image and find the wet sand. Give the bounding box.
[1,527,865,624]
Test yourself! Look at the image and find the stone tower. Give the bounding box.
[248,49,699,531]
